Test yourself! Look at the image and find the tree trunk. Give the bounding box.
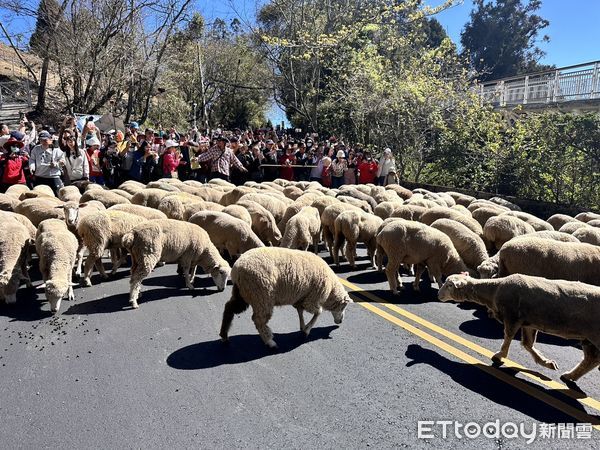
[36,57,50,113]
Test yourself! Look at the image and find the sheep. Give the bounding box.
[320,203,363,258]
[33,184,56,197]
[221,204,252,226]
[497,238,600,285]
[117,180,145,195]
[131,188,171,209]
[404,198,439,209]
[438,273,600,382]
[587,219,600,228]
[218,186,255,206]
[80,189,131,208]
[5,184,30,198]
[219,247,351,348]
[77,210,147,286]
[0,211,36,240]
[283,185,304,200]
[110,189,134,201]
[446,191,476,207]
[424,192,454,208]
[336,188,377,211]
[208,178,235,188]
[501,211,553,231]
[189,211,264,258]
[372,190,402,204]
[121,219,231,308]
[559,221,591,234]
[311,195,340,216]
[430,218,488,271]
[572,227,600,246]
[471,206,502,228]
[483,215,535,251]
[58,186,82,203]
[333,210,382,268]
[477,230,580,279]
[467,200,510,213]
[489,196,521,211]
[187,185,225,203]
[0,193,20,211]
[390,204,428,221]
[450,204,471,216]
[385,184,412,200]
[237,193,287,223]
[0,221,31,305]
[236,200,281,246]
[146,181,181,192]
[280,206,321,252]
[376,219,469,294]
[108,204,168,220]
[547,213,579,231]
[19,191,55,201]
[277,203,305,233]
[419,207,484,237]
[373,201,404,219]
[181,201,223,221]
[157,193,204,220]
[575,212,600,223]
[35,219,78,314]
[336,195,372,213]
[14,197,65,227]
[84,183,105,192]
[293,192,323,208]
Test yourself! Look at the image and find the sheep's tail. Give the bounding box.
[219,283,249,341]
[121,231,135,251]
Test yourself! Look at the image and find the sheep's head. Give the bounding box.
[477,259,498,279]
[45,280,69,314]
[61,202,88,227]
[211,266,231,291]
[330,294,352,325]
[438,274,470,302]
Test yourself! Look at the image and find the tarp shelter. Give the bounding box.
[94,113,126,133]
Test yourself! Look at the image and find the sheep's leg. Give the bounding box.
[492,321,520,363]
[182,262,194,290]
[385,259,402,295]
[521,327,558,370]
[302,312,321,336]
[67,270,74,302]
[20,255,32,288]
[366,239,377,269]
[376,245,385,272]
[82,254,99,287]
[560,340,600,382]
[312,234,319,254]
[295,306,306,331]
[74,242,85,278]
[129,255,158,309]
[344,241,357,268]
[95,258,108,280]
[413,264,427,292]
[111,248,128,275]
[323,226,334,259]
[252,310,277,349]
[332,234,343,266]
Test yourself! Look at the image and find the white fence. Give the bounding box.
[478,61,600,107]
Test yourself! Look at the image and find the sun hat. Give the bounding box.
[129,122,140,130]
[86,136,101,147]
[384,147,392,154]
[10,130,25,141]
[3,137,24,151]
[164,139,179,148]
[336,150,345,158]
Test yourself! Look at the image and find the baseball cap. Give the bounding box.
[39,130,52,140]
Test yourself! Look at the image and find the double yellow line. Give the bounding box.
[338,277,600,431]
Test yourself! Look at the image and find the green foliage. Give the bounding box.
[461,0,552,81]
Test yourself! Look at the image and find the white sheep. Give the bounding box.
[131,188,171,209]
[430,218,488,271]
[497,238,600,285]
[501,210,553,231]
[0,221,31,305]
[35,219,78,313]
[108,204,168,220]
[376,219,469,294]
[558,221,590,234]
[221,204,252,225]
[189,211,264,258]
[373,201,404,219]
[237,193,287,223]
[420,207,483,237]
[385,184,413,200]
[483,215,535,251]
[14,197,64,227]
[446,191,476,207]
[5,184,30,198]
[219,247,351,348]
[280,206,321,252]
[122,219,231,308]
[389,204,428,221]
[438,274,600,382]
[333,210,382,268]
[489,196,521,211]
[467,200,510,213]
[33,184,56,197]
[471,206,502,228]
[320,202,363,259]
[0,193,20,211]
[117,180,146,195]
[546,213,579,231]
[575,212,600,223]
[236,199,282,246]
[277,203,305,233]
[157,193,204,220]
[572,227,600,246]
[80,189,131,208]
[58,185,82,203]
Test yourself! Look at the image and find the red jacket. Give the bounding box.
[279,154,296,181]
[1,154,28,185]
[162,151,180,174]
[358,160,378,184]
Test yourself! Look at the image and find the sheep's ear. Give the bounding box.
[54,205,64,209]
[453,277,469,289]
[79,202,88,208]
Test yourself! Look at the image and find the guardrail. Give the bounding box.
[0,80,33,108]
[478,61,600,107]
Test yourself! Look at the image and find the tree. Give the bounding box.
[460,0,551,81]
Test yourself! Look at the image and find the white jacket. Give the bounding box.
[63,148,90,181]
[376,156,396,177]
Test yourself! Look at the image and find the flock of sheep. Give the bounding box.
[0,177,599,382]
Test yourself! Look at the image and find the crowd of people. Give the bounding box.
[0,115,399,195]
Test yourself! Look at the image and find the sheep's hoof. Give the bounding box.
[81,278,92,287]
[219,334,229,343]
[265,340,278,350]
[129,301,139,309]
[543,360,559,371]
[101,273,109,280]
[560,373,575,383]
[491,352,505,363]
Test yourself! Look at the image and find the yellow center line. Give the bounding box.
[339,277,600,429]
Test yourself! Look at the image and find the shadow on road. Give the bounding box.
[347,284,440,305]
[0,286,52,322]
[404,344,600,425]
[167,325,338,370]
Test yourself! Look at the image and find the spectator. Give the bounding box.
[0,124,10,148]
[162,140,181,178]
[60,129,89,184]
[344,149,357,185]
[29,130,64,195]
[331,150,347,188]
[196,136,247,182]
[262,139,279,181]
[279,145,296,181]
[309,147,324,182]
[248,145,264,182]
[357,151,378,184]
[321,156,332,187]
[0,138,28,192]
[85,136,105,185]
[376,148,397,186]
[294,142,310,181]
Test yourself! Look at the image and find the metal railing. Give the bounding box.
[0,80,33,108]
[478,61,600,107]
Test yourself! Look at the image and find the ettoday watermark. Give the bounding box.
[417,420,593,443]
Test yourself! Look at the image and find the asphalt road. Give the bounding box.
[0,247,599,449]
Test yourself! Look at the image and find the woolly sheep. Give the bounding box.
[219,247,351,348]
[321,202,363,258]
[221,205,252,225]
[438,274,600,382]
[446,191,476,207]
[336,188,377,211]
[546,214,579,231]
[108,204,168,220]
[122,219,231,308]
[146,181,181,192]
[117,180,145,195]
[372,190,402,204]
[404,198,439,209]
[5,184,30,198]
[58,186,82,203]
[588,219,600,228]
[333,210,382,268]
[110,189,134,201]
[373,201,404,219]
[502,211,553,231]
[237,193,287,223]
[430,218,488,271]
[423,193,451,208]
[477,230,580,279]
[277,203,304,233]
[337,195,372,213]
[35,219,78,313]
[84,183,105,192]
[80,189,131,208]
[311,195,340,216]
[450,204,471,216]
[33,184,56,197]
[572,227,600,246]
[236,200,281,246]
[575,212,600,223]
[0,193,20,211]
[189,211,264,258]
[467,200,510,213]
[157,193,204,220]
[0,221,31,305]
[283,185,304,200]
[131,188,171,209]
[420,207,484,237]
[19,191,56,201]
[558,221,590,234]
[376,219,469,294]
[182,201,224,221]
[497,238,600,285]
[209,178,236,188]
[219,186,255,206]
[280,206,321,252]
[489,196,521,211]
[471,206,502,228]
[385,184,412,200]
[77,210,147,286]
[14,197,64,227]
[483,215,535,251]
[0,211,36,240]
